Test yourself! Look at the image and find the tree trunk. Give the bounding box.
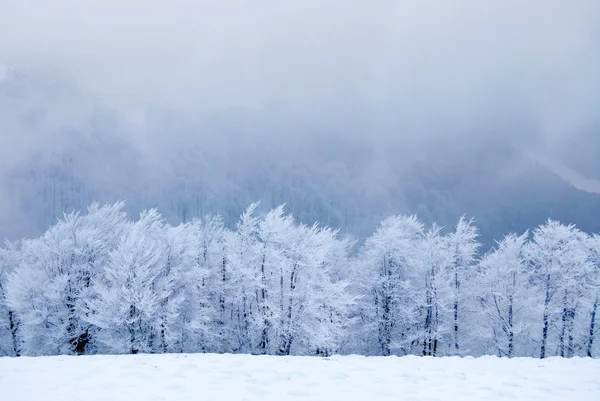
[241,291,249,352]
[129,304,137,355]
[8,310,20,357]
[381,293,391,356]
[215,252,227,351]
[379,255,392,356]
[73,329,89,356]
[432,266,439,357]
[588,294,598,357]
[66,278,79,355]
[567,307,575,358]
[160,318,167,354]
[220,253,227,315]
[423,273,432,356]
[278,270,285,355]
[281,263,299,355]
[507,293,514,358]
[454,271,459,353]
[259,254,270,354]
[560,290,568,357]
[540,274,551,359]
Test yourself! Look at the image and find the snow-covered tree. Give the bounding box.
[225,203,263,353]
[477,232,532,357]
[182,216,227,353]
[447,216,480,354]
[0,242,21,356]
[586,234,600,357]
[413,224,454,357]
[76,202,129,353]
[526,220,594,358]
[86,210,167,354]
[153,223,196,353]
[252,205,294,354]
[356,215,424,356]
[274,221,354,356]
[225,204,354,356]
[6,203,127,355]
[2,200,599,359]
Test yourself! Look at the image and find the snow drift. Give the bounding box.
[1,353,599,401]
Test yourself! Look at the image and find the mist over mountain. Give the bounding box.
[1,1,599,244]
[1,66,598,246]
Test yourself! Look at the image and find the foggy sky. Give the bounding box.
[1,1,600,240]
[2,1,599,139]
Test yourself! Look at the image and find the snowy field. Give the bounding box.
[1,354,599,401]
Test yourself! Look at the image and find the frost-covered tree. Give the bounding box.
[153,223,196,353]
[526,220,594,358]
[225,203,263,353]
[225,204,354,356]
[356,215,424,356]
[447,216,480,354]
[8,216,83,356]
[586,234,600,357]
[86,210,168,354]
[76,202,129,353]
[6,203,127,355]
[477,232,532,357]
[183,216,226,353]
[0,243,21,356]
[252,206,293,354]
[274,221,354,356]
[413,224,454,357]
[2,200,600,359]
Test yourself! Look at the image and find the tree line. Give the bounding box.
[0,202,598,358]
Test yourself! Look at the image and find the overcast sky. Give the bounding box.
[1,0,599,173]
[0,0,600,243]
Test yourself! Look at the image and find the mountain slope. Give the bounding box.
[1,68,599,244]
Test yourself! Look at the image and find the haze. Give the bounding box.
[0,0,599,242]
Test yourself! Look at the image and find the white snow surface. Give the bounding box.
[1,353,599,401]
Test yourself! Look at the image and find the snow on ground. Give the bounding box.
[1,353,599,401]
